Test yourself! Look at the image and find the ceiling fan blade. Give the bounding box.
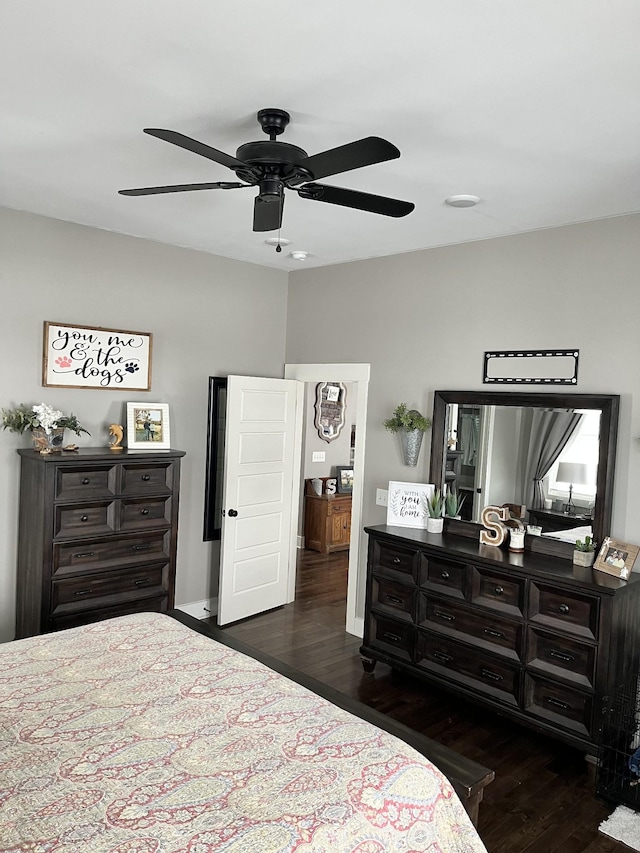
[144,128,252,173]
[298,183,414,218]
[119,182,249,196]
[297,137,400,181]
[253,194,284,232]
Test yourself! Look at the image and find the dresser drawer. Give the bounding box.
[366,613,414,662]
[371,576,416,622]
[120,496,172,530]
[471,567,525,618]
[529,582,599,640]
[526,627,596,690]
[53,531,171,577]
[328,497,351,515]
[121,462,174,495]
[54,501,116,538]
[416,632,520,706]
[372,540,419,584]
[418,594,523,662]
[51,563,167,614]
[50,595,169,631]
[421,555,467,600]
[55,465,118,500]
[524,674,593,738]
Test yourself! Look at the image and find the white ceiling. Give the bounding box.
[2,0,639,271]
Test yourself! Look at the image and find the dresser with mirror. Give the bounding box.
[361,390,640,755]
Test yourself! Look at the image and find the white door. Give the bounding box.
[218,375,302,625]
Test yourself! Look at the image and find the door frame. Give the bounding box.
[285,363,370,637]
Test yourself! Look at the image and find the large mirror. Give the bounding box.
[429,390,619,559]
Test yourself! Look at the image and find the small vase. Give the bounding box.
[426,516,444,534]
[31,427,65,453]
[573,550,595,567]
[400,429,424,466]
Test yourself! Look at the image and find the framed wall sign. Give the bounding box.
[126,402,170,450]
[386,481,434,528]
[43,321,152,390]
[483,349,579,385]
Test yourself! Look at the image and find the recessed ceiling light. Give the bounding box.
[264,237,291,247]
[445,195,480,208]
[290,250,309,261]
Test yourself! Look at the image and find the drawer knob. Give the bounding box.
[383,631,402,643]
[483,627,506,639]
[392,557,401,564]
[141,474,151,481]
[441,570,450,580]
[558,604,570,614]
[432,650,453,663]
[132,544,151,552]
[140,508,150,516]
[81,478,90,485]
[80,515,89,522]
[73,589,92,596]
[73,551,95,559]
[134,578,151,586]
[386,595,403,606]
[494,585,504,595]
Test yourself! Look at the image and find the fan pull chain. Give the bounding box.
[275,227,282,253]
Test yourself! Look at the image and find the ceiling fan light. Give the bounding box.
[445,194,480,208]
[264,237,291,247]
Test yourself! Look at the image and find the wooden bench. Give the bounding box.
[170,610,494,827]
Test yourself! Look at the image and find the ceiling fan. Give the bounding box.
[118,108,414,233]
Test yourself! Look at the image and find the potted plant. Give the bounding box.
[444,490,466,520]
[573,535,596,567]
[2,403,90,453]
[383,403,431,466]
[425,489,445,533]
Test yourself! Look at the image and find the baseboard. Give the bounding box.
[176,597,217,620]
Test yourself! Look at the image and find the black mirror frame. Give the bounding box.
[429,390,620,559]
[203,376,227,541]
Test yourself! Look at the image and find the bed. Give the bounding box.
[0,611,489,853]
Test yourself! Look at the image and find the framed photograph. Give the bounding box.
[387,481,434,528]
[594,537,639,580]
[126,403,171,451]
[336,466,354,494]
[43,321,152,390]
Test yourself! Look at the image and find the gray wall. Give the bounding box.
[0,208,288,642]
[286,213,640,616]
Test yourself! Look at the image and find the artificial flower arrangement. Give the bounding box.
[1,403,90,437]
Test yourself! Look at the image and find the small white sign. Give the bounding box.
[386,481,434,528]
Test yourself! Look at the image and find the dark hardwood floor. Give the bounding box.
[208,549,627,853]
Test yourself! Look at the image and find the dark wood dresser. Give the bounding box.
[361,524,640,755]
[15,447,185,638]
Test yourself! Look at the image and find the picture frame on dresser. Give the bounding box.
[594,537,639,579]
[126,402,170,450]
[336,466,354,493]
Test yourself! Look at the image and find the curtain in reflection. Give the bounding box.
[460,412,480,465]
[518,409,583,509]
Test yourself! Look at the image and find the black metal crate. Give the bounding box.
[596,683,640,811]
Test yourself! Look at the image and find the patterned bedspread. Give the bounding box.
[0,613,487,852]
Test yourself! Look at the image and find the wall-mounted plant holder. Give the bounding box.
[483,349,579,385]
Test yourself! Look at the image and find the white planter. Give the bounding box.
[573,550,595,567]
[426,516,444,534]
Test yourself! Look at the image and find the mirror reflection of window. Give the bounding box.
[548,409,599,503]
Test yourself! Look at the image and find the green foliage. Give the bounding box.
[575,535,595,552]
[2,404,90,437]
[383,403,431,433]
[445,490,466,518]
[426,489,445,518]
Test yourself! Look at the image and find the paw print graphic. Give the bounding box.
[55,356,72,369]
[125,362,139,374]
